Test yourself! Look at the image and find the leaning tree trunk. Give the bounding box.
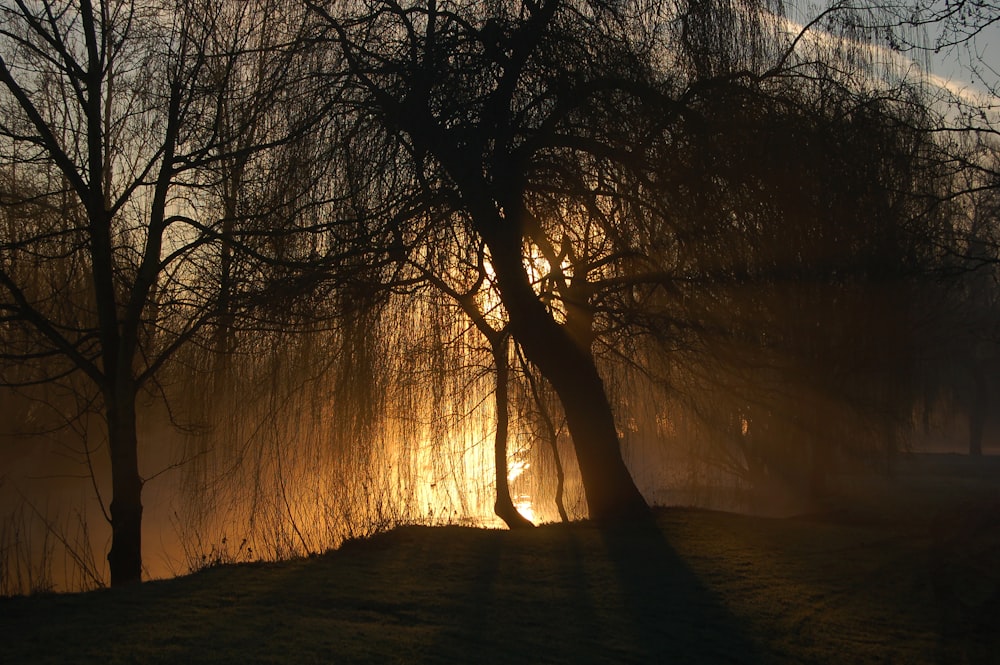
[105,384,144,586]
[482,224,649,524]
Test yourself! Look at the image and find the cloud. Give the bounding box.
[778,11,1000,116]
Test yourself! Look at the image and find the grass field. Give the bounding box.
[2,454,998,664]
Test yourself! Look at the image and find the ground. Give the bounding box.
[1,454,998,664]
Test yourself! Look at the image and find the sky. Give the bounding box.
[782,1,1000,109]
[923,8,1000,99]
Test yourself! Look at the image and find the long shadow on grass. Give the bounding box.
[599,512,761,663]
[438,513,761,664]
[432,526,605,664]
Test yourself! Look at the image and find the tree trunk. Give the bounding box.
[968,366,987,457]
[492,336,535,529]
[483,224,649,524]
[105,387,143,586]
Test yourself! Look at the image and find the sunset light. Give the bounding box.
[2,0,999,662]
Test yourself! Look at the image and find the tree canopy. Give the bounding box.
[2,0,999,590]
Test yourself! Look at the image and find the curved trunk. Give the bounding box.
[492,336,534,529]
[483,225,649,524]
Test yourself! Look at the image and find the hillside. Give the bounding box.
[2,456,999,664]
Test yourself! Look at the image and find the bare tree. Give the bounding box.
[0,0,333,585]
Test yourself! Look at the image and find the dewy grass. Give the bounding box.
[2,480,997,664]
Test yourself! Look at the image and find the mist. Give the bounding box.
[1,0,999,617]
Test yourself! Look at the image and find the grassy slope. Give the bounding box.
[2,458,998,664]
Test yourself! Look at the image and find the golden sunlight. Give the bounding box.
[507,459,530,482]
[508,460,536,522]
[522,242,574,324]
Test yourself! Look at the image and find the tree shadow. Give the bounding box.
[439,516,761,664]
[598,515,761,663]
[432,526,605,664]
[929,497,1000,665]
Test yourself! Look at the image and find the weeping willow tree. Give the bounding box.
[576,0,938,505]
[0,0,369,586]
[168,281,565,563]
[196,0,960,537]
[3,0,989,593]
[300,0,758,523]
[589,2,957,506]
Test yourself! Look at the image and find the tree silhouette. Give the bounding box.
[407,238,535,528]
[304,0,708,522]
[3,0,997,591]
[0,0,343,585]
